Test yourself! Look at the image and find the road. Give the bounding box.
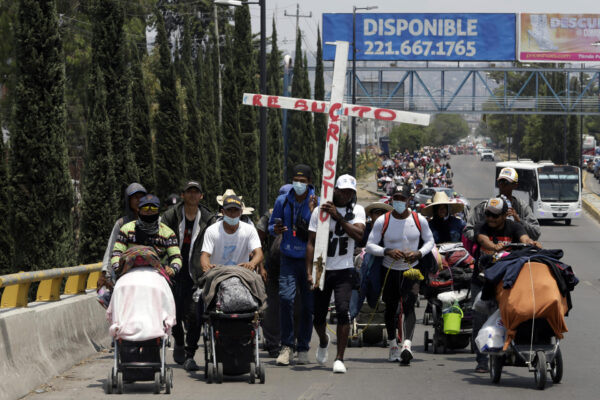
[24,155,600,400]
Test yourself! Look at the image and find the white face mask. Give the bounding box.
[223,215,239,226]
[292,181,307,195]
[392,200,407,214]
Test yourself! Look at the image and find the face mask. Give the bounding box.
[137,213,159,235]
[223,215,240,226]
[392,200,407,214]
[292,181,307,195]
[139,213,159,223]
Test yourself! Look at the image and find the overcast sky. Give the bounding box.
[248,1,600,58]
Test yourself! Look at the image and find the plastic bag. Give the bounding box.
[475,309,506,353]
[216,277,258,313]
[472,291,497,315]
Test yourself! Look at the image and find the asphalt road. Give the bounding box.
[24,155,600,400]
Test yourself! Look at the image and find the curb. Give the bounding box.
[583,199,600,224]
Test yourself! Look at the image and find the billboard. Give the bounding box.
[322,13,516,61]
[518,13,600,62]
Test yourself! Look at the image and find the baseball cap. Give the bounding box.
[497,167,518,183]
[292,164,312,180]
[125,182,147,198]
[222,194,243,210]
[335,174,357,192]
[391,185,412,199]
[138,194,160,209]
[183,180,202,192]
[485,197,508,215]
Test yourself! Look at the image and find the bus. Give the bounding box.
[495,160,582,225]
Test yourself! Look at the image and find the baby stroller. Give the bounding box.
[199,266,267,384]
[480,246,576,390]
[423,243,475,354]
[105,247,176,394]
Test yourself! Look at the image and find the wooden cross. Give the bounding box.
[242,41,430,290]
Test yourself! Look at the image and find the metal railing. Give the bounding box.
[0,263,102,308]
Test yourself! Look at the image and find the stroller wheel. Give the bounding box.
[249,363,256,384]
[206,362,214,384]
[534,351,547,390]
[259,363,266,384]
[116,372,124,394]
[216,362,224,384]
[105,370,114,394]
[550,348,563,384]
[357,331,364,347]
[165,368,173,394]
[153,372,161,394]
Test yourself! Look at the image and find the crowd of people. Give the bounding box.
[98,145,547,378]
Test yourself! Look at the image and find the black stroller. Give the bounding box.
[200,267,267,384]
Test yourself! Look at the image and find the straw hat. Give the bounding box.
[365,201,393,215]
[421,191,464,218]
[216,189,241,206]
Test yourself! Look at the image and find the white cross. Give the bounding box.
[243,41,430,290]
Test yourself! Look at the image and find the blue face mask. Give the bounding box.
[392,200,407,214]
[293,181,307,195]
[223,215,240,226]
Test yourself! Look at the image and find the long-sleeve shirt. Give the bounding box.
[366,211,435,271]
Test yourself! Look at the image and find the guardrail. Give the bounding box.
[0,262,102,308]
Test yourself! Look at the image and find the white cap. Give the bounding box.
[497,167,518,183]
[335,174,357,192]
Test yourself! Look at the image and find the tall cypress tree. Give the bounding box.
[233,4,259,208]
[287,29,315,177]
[154,10,184,201]
[130,42,156,192]
[266,18,283,205]
[91,0,138,200]
[10,0,74,270]
[79,68,117,263]
[0,121,13,274]
[220,26,244,195]
[314,26,327,184]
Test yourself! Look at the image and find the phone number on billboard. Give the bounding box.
[364,40,477,57]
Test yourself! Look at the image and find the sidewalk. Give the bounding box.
[582,171,600,224]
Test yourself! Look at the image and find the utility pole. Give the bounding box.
[284,4,312,45]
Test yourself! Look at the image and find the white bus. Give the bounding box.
[495,160,582,225]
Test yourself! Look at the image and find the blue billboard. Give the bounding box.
[323,13,516,61]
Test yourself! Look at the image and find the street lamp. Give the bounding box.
[214,0,267,215]
[352,5,378,176]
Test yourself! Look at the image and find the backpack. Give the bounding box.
[360,212,392,308]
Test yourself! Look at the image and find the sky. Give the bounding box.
[248,0,600,58]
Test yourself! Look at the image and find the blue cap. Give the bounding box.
[138,194,160,208]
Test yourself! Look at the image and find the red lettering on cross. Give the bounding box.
[324,160,335,180]
[311,101,326,113]
[322,180,334,200]
[352,106,371,118]
[374,108,396,121]
[329,103,342,122]
[252,94,263,106]
[326,122,339,142]
[294,99,308,111]
[319,209,330,223]
[267,96,281,108]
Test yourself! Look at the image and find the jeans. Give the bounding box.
[471,280,488,365]
[172,280,201,359]
[279,254,313,352]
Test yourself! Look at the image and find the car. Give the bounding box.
[582,154,594,169]
[480,149,495,161]
[594,158,600,180]
[413,187,470,209]
[588,156,600,172]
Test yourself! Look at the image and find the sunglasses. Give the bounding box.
[484,211,502,218]
[497,179,512,185]
[139,205,159,212]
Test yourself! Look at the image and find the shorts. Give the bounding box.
[313,268,355,326]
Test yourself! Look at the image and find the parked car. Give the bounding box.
[582,154,594,169]
[588,156,600,172]
[414,187,470,210]
[480,149,495,161]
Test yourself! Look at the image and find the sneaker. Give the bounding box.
[183,358,200,372]
[296,351,309,365]
[173,345,185,365]
[475,360,489,373]
[276,346,293,366]
[400,340,413,365]
[332,359,347,373]
[316,334,330,365]
[388,339,400,362]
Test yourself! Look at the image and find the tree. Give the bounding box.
[266,18,283,205]
[287,31,316,178]
[10,0,74,270]
[390,123,427,153]
[233,4,259,209]
[426,114,470,145]
[79,68,117,263]
[0,117,13,274]
[130,42,156,192]
[153,10,184,201]
[313,26,326,185]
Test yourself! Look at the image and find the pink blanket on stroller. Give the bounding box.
[106,268,176,341]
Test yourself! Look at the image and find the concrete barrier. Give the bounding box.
[0,292,110,400]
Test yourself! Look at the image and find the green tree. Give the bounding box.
[233,4,259,208]
[153,10,184,201]
[79,69,117,263]
[10,0,74,270]
[266,18,283,205]
[0,118,13,274]
[390,124,427,153]
[313,26,326,185]
[0,1,17,132]
[426,114,469,145]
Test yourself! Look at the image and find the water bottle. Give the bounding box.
[502,195,514,221]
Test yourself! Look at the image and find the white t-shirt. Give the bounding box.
[309,204,366,271]
[201,221,262,266]
[366,211,435,271]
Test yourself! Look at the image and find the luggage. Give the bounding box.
[216,276,259,313]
